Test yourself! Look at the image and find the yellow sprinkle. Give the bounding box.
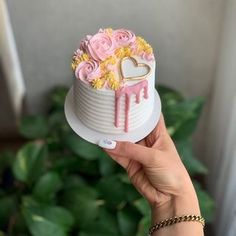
[100,56,117,74]
[71,59,80,71]
[104,71,120,90]
[108,79,120,90]
[91,78,104,89]
[105,28,113,35]
[115,48,125,58]
[145,47,153,54]
[71,53,89,72]
[108,56,116,65]
[80,53,89,61]
[104,71,115,81]
[123,47,132,57]
[135,36,153,55]
[137,36,146,44]
[103,56,117,66]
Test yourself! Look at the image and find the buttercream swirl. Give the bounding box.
[79,35,91,51]
[141,51,155,61]
[74,48,83,57]
[113,29,136,46]
[72,27,155,90]
[86,32,116,61]
[75,60,101,84]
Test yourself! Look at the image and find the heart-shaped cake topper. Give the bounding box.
[119,56,151,82]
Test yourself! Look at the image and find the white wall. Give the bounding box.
[205,0,236,235]
[6,0,224,113]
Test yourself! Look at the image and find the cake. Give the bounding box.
[71,28,156,135]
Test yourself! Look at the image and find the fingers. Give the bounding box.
[158,114,168,133]
[149,114,167,136]
[105,141,161,167]
[136,139,146,146]
[145,113,171,148]
[106,152,130,169]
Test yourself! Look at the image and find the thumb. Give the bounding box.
[98,139,162,166]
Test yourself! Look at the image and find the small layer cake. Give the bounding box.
[71,28,156,134]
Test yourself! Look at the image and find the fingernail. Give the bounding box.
[98,138,116,149]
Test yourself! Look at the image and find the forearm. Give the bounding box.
[151,187,204,236]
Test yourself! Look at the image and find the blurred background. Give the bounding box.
[1,0,236,235]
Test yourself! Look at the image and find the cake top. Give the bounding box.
[71,28,155,90]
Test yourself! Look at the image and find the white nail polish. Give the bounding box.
[98,138,116,149]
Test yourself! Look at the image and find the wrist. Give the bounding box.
[150,189,203,236]
[151,186,200,224]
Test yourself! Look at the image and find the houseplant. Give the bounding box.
[0,85,214,236]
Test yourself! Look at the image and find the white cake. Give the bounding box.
[71,28,156,134]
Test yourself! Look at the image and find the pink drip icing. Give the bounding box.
[115,80,149,132]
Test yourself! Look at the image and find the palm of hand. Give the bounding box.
[107,115,187,207]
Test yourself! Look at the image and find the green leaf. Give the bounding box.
[48,110,66,129]
[63,175,86,189]
[22,197,74,236]
[53,155,99,176]
[97,175,126,209]
[133,198,151,216]
[80,233,112,236]
[61,186,100,228]
[13,142,47,184]
[63,133,102,160]
[176,139,208,176]
[124,184,140,203]
[49,86,68,111]
[19,116,48,139]
[47,110,71,137]
[117,206,140,236]
[157,85,184,107]
[11,211,28,234]
[136,216,150,236]
[118,173,131,184]
[0,150,15,175]
[193,182,215,223]
[0,195,17,228]
[33,171,63,203]
[79,207,119,236]
[52,156,80,173]
[167,97,204,140]
[99,152,116,176]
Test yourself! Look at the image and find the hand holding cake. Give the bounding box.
[65,28,204,235]
[99,114,204,236]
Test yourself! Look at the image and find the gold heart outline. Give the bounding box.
[119,56,151,82]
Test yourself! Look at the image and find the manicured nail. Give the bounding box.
[98,138,116,149]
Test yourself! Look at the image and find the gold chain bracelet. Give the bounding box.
[148,214,205,235]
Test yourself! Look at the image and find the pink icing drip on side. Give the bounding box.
[115,80,149,132]
[125,93,131,132]
[144,85,148,99]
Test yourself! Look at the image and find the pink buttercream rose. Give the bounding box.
[74,49,83,57]
[113,29,136,46]
[86,32,116,61]
[75,60,101,84]
[79,35,91,51]
[130,42,139,55]
[142,52,155,61]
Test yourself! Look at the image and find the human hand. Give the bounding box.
[98,114,203,235]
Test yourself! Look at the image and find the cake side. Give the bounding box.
[73,57,155,134]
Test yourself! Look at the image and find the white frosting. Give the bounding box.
[73,57,156,134]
